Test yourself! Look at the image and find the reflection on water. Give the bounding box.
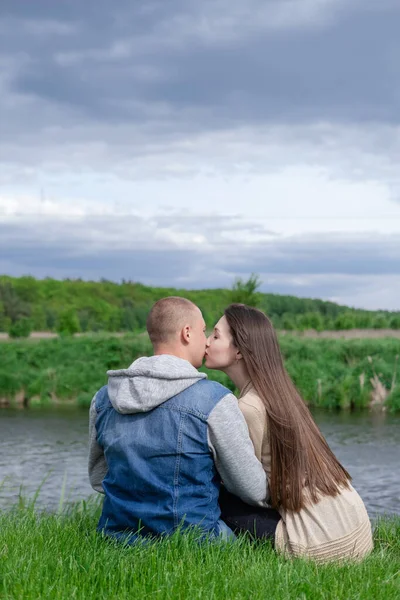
[0,406,399,516]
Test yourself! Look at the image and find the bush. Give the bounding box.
[298,312,325,331]
[56,310,81,336]
[389,315,400,329]
[334,312,356,330]
[281,313,296,331]
[8,317,33,338]
[372,314,390,329]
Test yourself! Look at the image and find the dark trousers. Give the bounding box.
[219,486,281,546]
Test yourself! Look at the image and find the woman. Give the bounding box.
[205,304,373,562]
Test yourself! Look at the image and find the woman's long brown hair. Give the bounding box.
[224,303,351,512]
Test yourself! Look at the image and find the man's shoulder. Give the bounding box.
[195,378,232,399]
[94,385,111,411]
[170,379,232,418]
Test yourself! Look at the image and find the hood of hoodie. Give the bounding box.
[107,354,207,414]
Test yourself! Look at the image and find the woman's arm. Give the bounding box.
[207,393,269,506]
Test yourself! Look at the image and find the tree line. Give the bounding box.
[1,274,399,337]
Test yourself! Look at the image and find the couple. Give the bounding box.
[88,297,373,562]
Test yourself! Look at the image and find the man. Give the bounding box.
[88,296,267,542]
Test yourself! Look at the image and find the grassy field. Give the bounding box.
[0,498,399,600]
[1,334,399,411]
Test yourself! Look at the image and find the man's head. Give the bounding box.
[146,297,207,368]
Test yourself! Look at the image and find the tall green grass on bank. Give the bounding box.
[0,500,399,600]
[1,335,399,411]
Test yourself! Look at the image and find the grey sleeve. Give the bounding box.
[207,393,269,506]
[88,394,107,494]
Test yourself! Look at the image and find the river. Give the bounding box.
[0,407,399,517]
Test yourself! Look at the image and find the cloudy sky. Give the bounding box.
[1,1,400,309]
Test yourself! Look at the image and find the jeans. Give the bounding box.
[214,518,236,541]
[101,519,235,546]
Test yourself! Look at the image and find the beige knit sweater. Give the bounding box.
[238,384,373,563]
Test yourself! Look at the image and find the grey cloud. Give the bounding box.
[0,215,202,284]
[13,19,400,126]
[221,234,400,277]
[0,0,399,187]
[2,1,400,131]
[1,213,400,308]
[136,10,399,125]
[152,214,277,238]
[253,274,400,312]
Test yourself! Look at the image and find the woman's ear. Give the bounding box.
[236,350,243,361]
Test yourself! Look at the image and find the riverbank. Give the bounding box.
[0,500,399,600]
[1,334,399,411]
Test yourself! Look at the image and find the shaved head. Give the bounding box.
[146,296,201,346]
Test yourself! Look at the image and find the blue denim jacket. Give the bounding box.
[95,379,229,540]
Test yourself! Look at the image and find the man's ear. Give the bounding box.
[181,324,191,343]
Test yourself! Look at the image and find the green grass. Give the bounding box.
[1,334,400,411]
[0,499,399,600]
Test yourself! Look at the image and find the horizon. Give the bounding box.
[2,272,399,314]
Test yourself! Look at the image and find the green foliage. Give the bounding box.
[297,311,325,331]
[30,305,47,330]
[0,275,400,334]
[0,280,31,323]
[281,312,296,330]
[8,317,33,338]
[0,370,21,399]
[230,273,262,307]
[0,300,11,332]
[390,315,400,329]
[334,312,356,330]
[56,309,81,336]
[1,335,400,412]
[372,314,390,329]
[387,385,400,412]
[0,501,399,600]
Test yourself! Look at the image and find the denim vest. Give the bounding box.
[95,379,229,540]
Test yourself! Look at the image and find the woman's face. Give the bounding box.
[205,315,238,370]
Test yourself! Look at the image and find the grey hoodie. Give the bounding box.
[88,355,268,506]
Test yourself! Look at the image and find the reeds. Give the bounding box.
[1,335,400,412]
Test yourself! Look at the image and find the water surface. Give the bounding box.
[0,407,399,517]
